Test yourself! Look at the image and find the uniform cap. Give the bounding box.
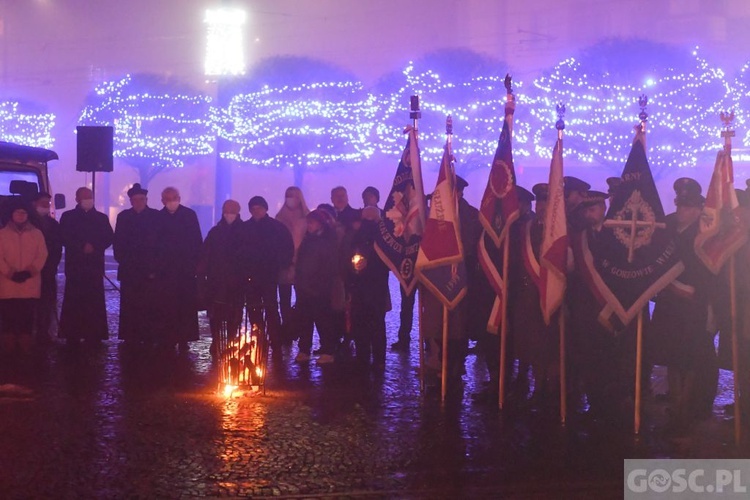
[564,176,591,193]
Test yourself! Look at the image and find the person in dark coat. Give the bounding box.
[157,187,202,350]
[567,190,625,418]
[651,178,716,431]
[113,183,162,345]
[343,207,390,368]
[241,196,294,353]
[564,176,591,233]
[59,187,114,344]
[294,209,338,364]
[197,199,245,355]
[31,192,62,342]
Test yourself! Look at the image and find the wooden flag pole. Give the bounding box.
[498,75,515,411]
[441,305,449,402]
[440,116,455,403]
[634,309,644,434]
[730,255,742,445]
[499,234,511,409]
[721,112,741,446]
[559,308,567,425]
[418,288,425,392]
[555,105,567,426]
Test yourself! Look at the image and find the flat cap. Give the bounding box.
[579,190,609,208]
[516,185,535,203]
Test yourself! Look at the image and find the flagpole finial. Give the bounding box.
[720,111,736,150]
[410,95,421,129]
[446,115,453,136]
[638,95,648,132]
[556,104,566,139]
[504,74,514,101]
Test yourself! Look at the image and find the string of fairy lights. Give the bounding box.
[78,74,215,169]
[0,102,55,149]
[3,48,750,173]
[217,81,376,167]
[529,50,730,169]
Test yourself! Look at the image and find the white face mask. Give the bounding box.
[223,213,238,224]
[80,199,94,211]
[285,197,299,209]
[36,207,50,217]
[165,201,180,212]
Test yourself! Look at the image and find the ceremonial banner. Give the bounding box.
[375,127,427,294]
[695,147,748,274]
[539,138,568,325]
[574,128,684,330]
[416,145,467,310]
[477,98,520,332]
[478,99,520,247]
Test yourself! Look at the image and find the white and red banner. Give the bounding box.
[695,146,748,274]
[416,144,467,310]
[539,138,567,325]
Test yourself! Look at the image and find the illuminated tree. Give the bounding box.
[527,39,730,176]
[0,101,55,149]
[731,62,750,149]
[372,48,532,172]
[79,74,215,187]
[217,56,375,187]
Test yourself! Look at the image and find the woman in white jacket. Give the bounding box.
[0,200,48,353]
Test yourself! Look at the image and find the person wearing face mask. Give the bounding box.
[197,199,245,355]
[240,195,294,357]
[30,192,62,343]
[274,187,310,344]
[0,199,48,354]
[113,183,162,346]
[59,187,114,345]
[156,186,202,352]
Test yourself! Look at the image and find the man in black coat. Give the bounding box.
[157,187,202,350]
[113,183,162,345]
[31,192,62,342]
[197,199,245,355]
[242,196,294,352]
[59,187,114,344]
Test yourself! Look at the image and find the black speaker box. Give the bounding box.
[76,126,114,172]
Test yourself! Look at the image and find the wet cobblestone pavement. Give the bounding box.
[0,273,746,498]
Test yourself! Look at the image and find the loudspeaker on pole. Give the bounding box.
[76,126,114,172]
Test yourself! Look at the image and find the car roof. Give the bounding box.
[0,142,58,163]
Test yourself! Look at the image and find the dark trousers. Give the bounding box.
[278,283,293,325]
[0,299,37,336]
[352,307,386,365]
[398,287,416,343]
[297,293,335,355]
[247,281,281,346]
[37,272,57,340]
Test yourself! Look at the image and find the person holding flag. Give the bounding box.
[416,122,468,396]
[476,75,521,406]
[650,178,717,434]
[570,104,684,427]
[694,123,749,442]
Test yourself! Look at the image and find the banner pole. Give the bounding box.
[560,308,567,425]
[634,309,644,434]
[730,255,742,446]
[441,305,449,403]
[499,234,510,409]
[418,288,425,392]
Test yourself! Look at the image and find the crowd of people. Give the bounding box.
[1,173,749,436]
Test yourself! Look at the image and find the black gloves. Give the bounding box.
[11,271,31,283]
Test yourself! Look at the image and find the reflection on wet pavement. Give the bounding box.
[0,273,744,497]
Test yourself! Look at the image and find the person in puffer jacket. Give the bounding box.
[0,198,48,353]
